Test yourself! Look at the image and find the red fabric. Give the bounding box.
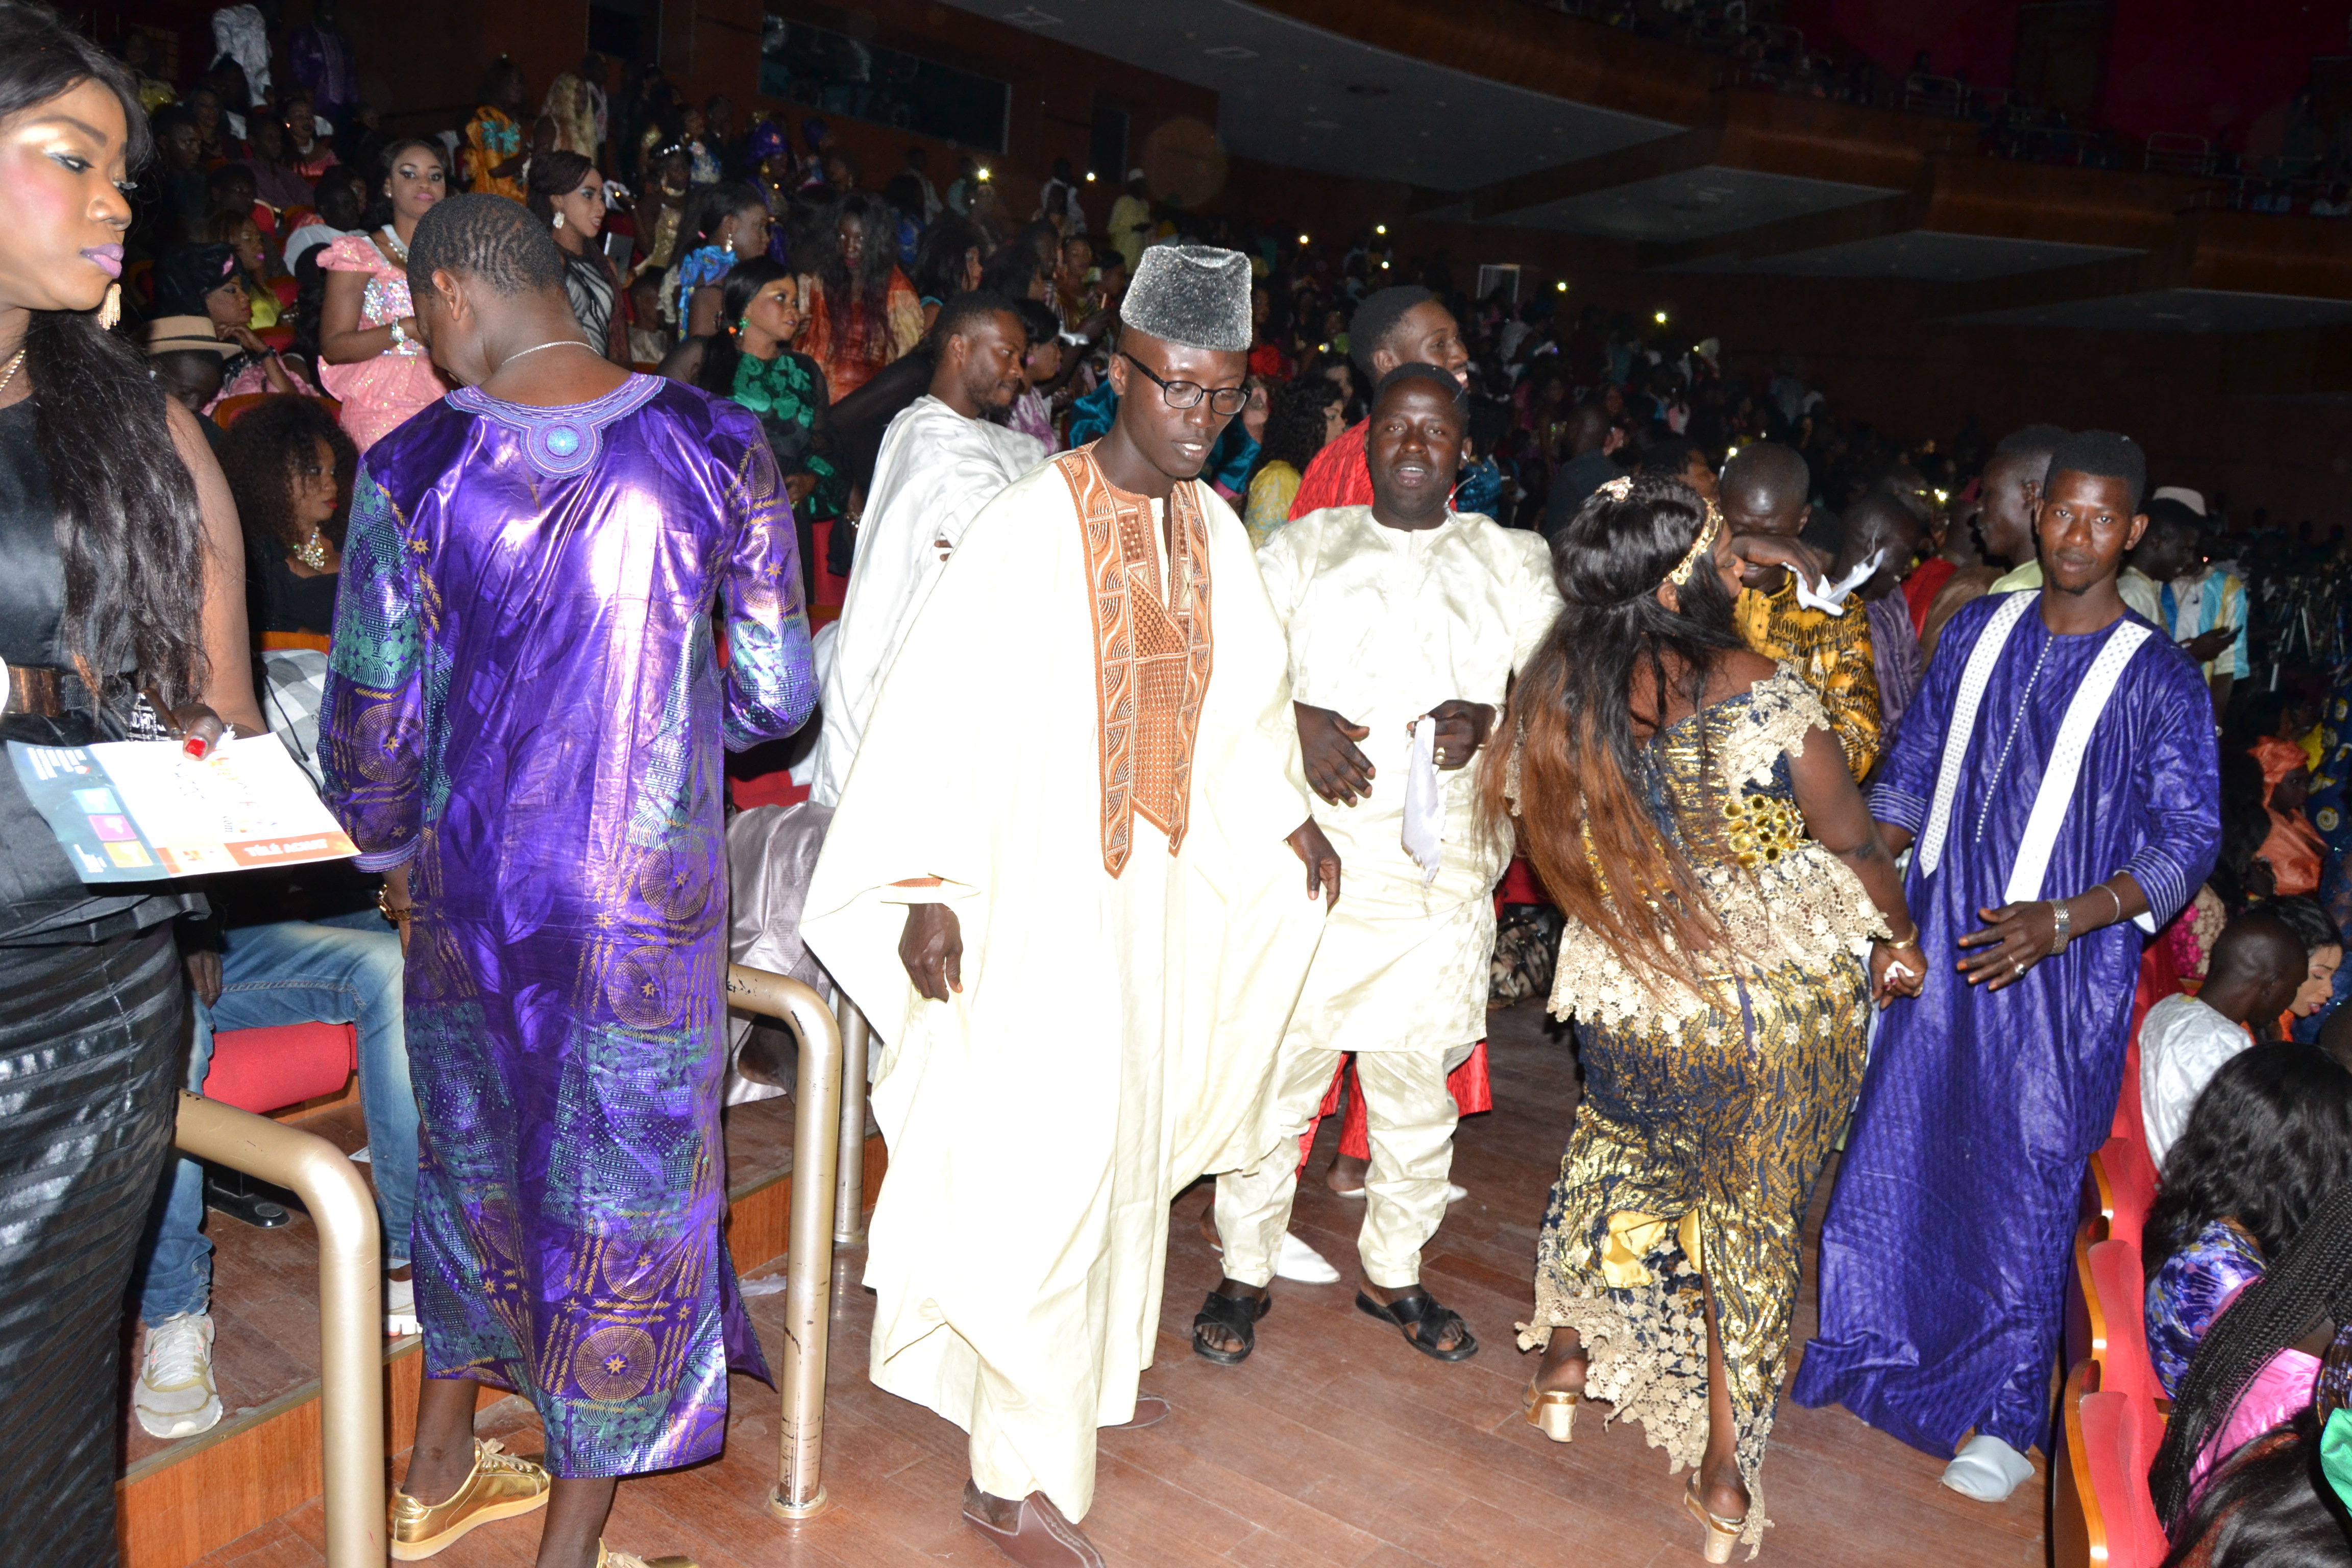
[1498,855,1548,906]
[205,1022,357,1115]
[1902,557,1956,639]
[1298,1041,1496,1167]
[728,770,810,812]
[1286,419,1373,520]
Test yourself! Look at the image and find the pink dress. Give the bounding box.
[317,232,448,451]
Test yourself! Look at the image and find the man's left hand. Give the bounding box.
[1955,902,2058,990]
[1421,700,1494,771]
[1286,818,1342,909]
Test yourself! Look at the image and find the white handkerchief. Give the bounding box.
[1792,549,1884,616]
[1402,717,1443,886]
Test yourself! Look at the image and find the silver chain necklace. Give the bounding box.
[501,339,594,366]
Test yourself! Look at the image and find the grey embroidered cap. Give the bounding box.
[1119,244,1252,353]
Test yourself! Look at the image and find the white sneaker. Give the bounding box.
[386,1272,421,1338]
[1941,1434,2035,1502]
[136,1313,223,1438]
[1446,1184,1468,1204]
[1273,1232,1341,1284]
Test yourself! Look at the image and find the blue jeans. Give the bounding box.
[132,912,414,1325]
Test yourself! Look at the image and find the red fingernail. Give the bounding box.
[183,736,209,760]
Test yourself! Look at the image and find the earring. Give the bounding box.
[736,316,751,333]
[96,282,121,331]
[722,236,736,257]
[553,210,565,230]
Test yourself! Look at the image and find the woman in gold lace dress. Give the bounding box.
[1483,475,1922,1560]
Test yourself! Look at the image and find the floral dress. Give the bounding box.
[1522,671,1887,1552]
[729,349,842,520]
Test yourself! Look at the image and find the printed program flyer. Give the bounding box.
[8,733,358,882]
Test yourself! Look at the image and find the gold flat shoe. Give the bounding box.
[1683,1474,1747,1564]
[389,1438,552,1560]
[1521,1376,1582,1442]
[600,1542,699,1568]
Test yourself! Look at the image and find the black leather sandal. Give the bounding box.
[1192,1290,1269,1365]
[1355,1288,1478,1362]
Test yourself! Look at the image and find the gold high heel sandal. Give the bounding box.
[1683,1474,1747,1564]
[1521,1376,1582,1442]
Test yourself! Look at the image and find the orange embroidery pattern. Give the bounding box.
[1054,448,1216,877]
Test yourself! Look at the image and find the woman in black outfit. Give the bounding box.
[0,8,264,1551]
[526,148,630,365]
[223,395,357,640]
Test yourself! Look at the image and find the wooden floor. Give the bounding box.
[189,1003,2047,1567]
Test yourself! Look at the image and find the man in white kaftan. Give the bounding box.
[802,247,1337,1568]
[1204,365,1559,1365]
[808,292,1046,807]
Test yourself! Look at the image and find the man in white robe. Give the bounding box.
[802,246,1339,1568]
[808,290,1045,807]
[1199,365,1560,1367]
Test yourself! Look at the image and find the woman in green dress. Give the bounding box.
[659,257,844,603]
[1483,474,1922,1560]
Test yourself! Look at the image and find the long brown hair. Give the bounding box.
[1478,475,1745,998]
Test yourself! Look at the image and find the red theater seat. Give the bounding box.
[205,1021,356,1116]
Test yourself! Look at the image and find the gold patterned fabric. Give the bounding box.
[1733,579,1881,781]
[1521,671,1878,1554]
[1055,449,1215,876]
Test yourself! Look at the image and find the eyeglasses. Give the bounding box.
[1120,352,1248,416]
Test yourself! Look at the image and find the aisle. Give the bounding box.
[196,1001,2044,1567]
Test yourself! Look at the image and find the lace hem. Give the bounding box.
[1547,846,1888,1027]
[1518,1285,1772,1554]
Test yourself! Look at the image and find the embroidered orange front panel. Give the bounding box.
[1054,448,1216,877]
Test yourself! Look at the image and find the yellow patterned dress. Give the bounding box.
[1732,578,1881,781]
[1519,670,1884,1551]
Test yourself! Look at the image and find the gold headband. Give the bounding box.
[1666,502,1724,589]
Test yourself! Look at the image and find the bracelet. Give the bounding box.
[2049,897,2072,955]
[2102,883,2124,923]
[388,320,407,350]
[376,886,412,926]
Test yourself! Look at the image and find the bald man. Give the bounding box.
[1836,494,1927,733]
[1286,285,1471,519]
[1720,441,1882,779]
[2139,911,2310,1165]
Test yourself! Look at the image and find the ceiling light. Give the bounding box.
[1298,233,1310,244]
[1653,309,1669,324]
[1375,224,1387,236]
[1380,260,1390,269]
[1555,280,1567,292]
[1084,171,1095,182]
[977,166,991,180]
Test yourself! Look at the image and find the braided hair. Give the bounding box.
[2152,1175,2352,1529]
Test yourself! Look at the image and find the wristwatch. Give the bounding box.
[388,320,408,351]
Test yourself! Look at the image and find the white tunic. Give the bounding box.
[808,394,1045,807]
[1256,505,1561,1052]
[803,453,1324,1520]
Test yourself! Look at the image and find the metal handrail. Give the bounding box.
[173,1091,384,1567]
[723,964,845,1524]
[832,995,870,1247]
